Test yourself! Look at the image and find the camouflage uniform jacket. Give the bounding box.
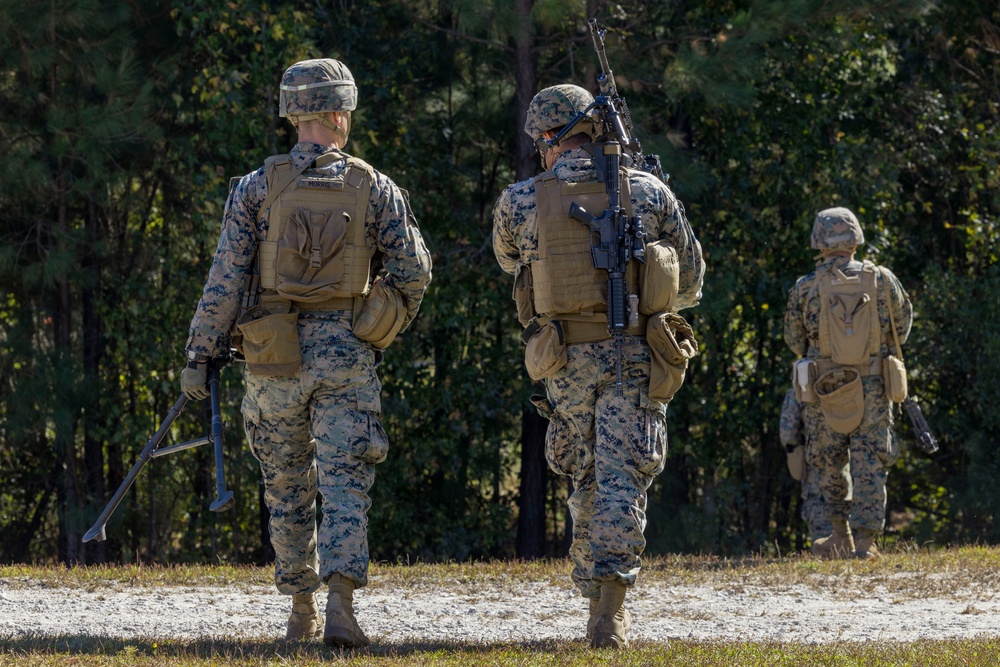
[492,147,704,311]
[783,256,912,359]
[186,142,432,358]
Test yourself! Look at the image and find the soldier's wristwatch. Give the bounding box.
[186,350,209,365]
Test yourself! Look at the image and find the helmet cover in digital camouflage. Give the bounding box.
[279,58,357,117]
[810,207,865,251]
[523,84,596,140]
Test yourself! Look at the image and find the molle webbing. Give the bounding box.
[257,153,374,305]
[530,171,638,318]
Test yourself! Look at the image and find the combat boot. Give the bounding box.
[586,597,632,642]
[285,592,322,641]
[590,580,629,649]
[854,528,881,560]
[811,519,855,559]
[323,574,370,648]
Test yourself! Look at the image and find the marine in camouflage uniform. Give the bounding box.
[492,85,704,647]
[181,59,431,646]
[779,388,832,541]
[783,207,910,559]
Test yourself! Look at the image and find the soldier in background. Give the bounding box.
[493,84,704,647]
[783,207,910,559]
[181,59,431,646]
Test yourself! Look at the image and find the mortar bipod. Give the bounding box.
[83,360,235,543]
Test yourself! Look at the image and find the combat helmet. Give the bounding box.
[810,207,865,251]
[523,84,597,142]
[280,59,357,143]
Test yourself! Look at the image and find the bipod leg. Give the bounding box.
[208,363,235,512]
[83,394,190,542]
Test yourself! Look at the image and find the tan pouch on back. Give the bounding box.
[524,320,567,381]
[237,306,302,376]
[353,280,405,349]
[882,355,908,403]
[639,241,680,315]
[814,367,864,434]
[646,312,698,403]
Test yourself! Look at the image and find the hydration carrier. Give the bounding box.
[814,261,880,366]
[258,152,375,306]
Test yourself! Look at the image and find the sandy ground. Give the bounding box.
[2,575,999,644]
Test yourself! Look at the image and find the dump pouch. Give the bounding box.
[352,279,405,349]
[236,305,302,376]
[792,359,818,404]
[814,367,864,434]
[646,312,698,403]
[524,320,567,381]
[639,241,680,315]
[882,354,908,403]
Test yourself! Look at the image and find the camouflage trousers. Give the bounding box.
[241,313,387,595]
[803,376,896,533]
[537,337,668,600]
[800,463,832,542]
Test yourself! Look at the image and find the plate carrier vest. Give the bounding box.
[256,152,375,312]
[528,169,643,344]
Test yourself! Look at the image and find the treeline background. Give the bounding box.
[1,0,997,566]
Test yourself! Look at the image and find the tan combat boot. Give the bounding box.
[811,519,856,559]
[324,574,370,648]
[854,528,881,560]
[586,597,632,642]
[590,580,629,649]
[286,592,322,640]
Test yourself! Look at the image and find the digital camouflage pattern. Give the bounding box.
[784,254,912,534]
[523,84,596,141]
[241,313,385,592]
[810,207,865,251]
[780,388,831,541]
[280,59,358,117]
[186,141,431,594]
[493,147,704,599]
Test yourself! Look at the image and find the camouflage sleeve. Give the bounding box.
[633,174,705,310]
[877,266,913,349]
[779,387,804,448]
[185,168,267,358]
[491,186,520,276]
[369,172,432,330]
[783,278,809,358]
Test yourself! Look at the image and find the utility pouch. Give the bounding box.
[513,262,535,327]
[814,367,864,434]
[237,305,301,376]
[353,279,405,349]
[646,312,698,403]
[881,354,908,403]
[639,241,680,315]
[786,444,805,482]
[792,359,818,404]
[524,320,567,381]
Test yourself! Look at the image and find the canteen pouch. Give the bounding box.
[513,262,535,327]
[814,367,864,434]
[646,312,698,403]
[353,279,406,349]
[792,359,818,404]
[786,444,805,482]
[524,320,567,381]
[236,305,302,376]
[882,354,908,403]
[639,241,680,315]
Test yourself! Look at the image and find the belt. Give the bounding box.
[520,314,647,345]
[813,355,881,377]
[259,294,356,313]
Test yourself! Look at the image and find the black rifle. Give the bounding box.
[550,19,657,396]
[904,396,939,455]
[83,356,236,543]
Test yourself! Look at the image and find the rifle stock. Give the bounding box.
[904,396,939,455]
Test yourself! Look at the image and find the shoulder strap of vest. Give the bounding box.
[260,155,312,241]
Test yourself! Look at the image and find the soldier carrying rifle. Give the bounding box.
[492,20,704,648]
